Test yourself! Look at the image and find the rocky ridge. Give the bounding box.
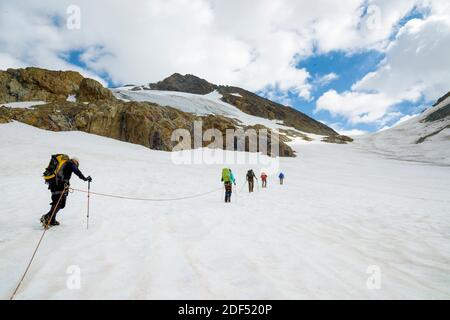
[0,68,295,156]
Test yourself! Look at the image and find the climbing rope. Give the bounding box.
[10,186,69,300]
[70,186,223,202]
[9,184,223,300]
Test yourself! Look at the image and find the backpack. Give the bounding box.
[247,170,254,179]
[222,168,231,182]
[43,154,70,184]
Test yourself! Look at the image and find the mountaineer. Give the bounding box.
[221,168,235,203]
[260,172,268,188]
[246,169,258,193]
[41,155,92,227]
[278,172,285,185]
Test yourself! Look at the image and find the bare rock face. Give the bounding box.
[423,103,450,123]
[149,73,217,95]
[0,67,84,103]
[0,101,296,156]
[0,67,296,156]
[321,135,354,144]
[219,86,337,136]
[433,91,450,107]
[77,78,115,102]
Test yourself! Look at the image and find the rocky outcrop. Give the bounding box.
[77,78,115,102]
[0,101,295,156]
[149,73,217,95]
[148,74,338,136]
[433,91,450,107]
[423,103,450,123]
[218,86,336,136]
[0,67,83,103]
[321,135,354,144]
[0,68,296,156]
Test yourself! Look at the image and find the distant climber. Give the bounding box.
[260,172,268,188]
[41,155,92,227]
[221,168,234,203]
[279,172,285,185]
[246,169,258,192]
[224,181,233,203]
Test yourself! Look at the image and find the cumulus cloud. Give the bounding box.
[0,0,429,92]
[316,3,450,127]
[316,90,398,124]
[354,15,450,101]
[314,73,339,87]
[322,121,368,136]
[1,0,448,132]
[0,53,25,70]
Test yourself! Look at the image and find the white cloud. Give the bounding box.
[0,53,25,70]
[315,73,339,87]
[316,90,397,124]
[339,128,368,136]
[316,4,450,127]
[1,0,448,129]
[0,0,431,91]
[354,15,450,101]
[377,113,419,131]
[322,121,368,136]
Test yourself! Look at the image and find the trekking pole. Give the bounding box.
[86,180,91,230]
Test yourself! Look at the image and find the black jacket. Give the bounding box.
[246,171,257,181]
[50,160,87,190]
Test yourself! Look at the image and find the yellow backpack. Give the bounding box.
[43,154,69,183]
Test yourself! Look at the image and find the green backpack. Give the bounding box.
[222,168,231,182]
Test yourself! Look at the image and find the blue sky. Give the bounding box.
[3,0,447,135]
[265,50,388,133]
[60,36,430,135]
[62,48,421,134]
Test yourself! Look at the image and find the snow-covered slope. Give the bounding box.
[356,96,450,166]
[112,88,301,133]
[1,122,450,299]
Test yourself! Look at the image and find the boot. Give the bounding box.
[40,214,50,227]
[40,214,60,227]
[50,220,60,226]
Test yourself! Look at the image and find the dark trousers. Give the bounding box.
[46,187,68,222]
[225,191,232,203]
[280,178,284,185]
[248,180,254,192]
[262,179,267,188]
[224,182,232,203]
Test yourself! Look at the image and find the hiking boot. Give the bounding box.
[40,215,59,227]
[40,214,49,225]
[49,220,60,226]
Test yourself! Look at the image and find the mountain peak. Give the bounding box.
[149,73,217,95]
